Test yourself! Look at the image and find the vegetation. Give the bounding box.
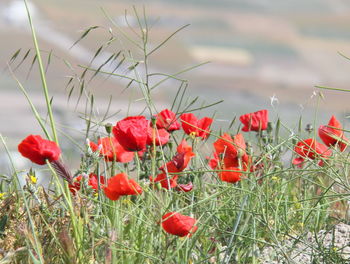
[0,3,349,263]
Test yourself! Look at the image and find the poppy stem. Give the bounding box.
[111,159,116,177]
[135,151,141,181]
[151,119,157,179]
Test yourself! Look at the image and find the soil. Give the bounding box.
[260,223,350,263]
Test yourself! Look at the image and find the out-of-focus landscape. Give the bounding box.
[1,0,350,167]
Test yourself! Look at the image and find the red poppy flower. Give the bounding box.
[69,175,82,195]
[180,113,213,139]
[161,140,195,173]
[172,140,196,171]
[243,154,253,171]
[90,137,134,162]
[104,173,142,201]
[213,133,250,168]
[213,133,246,160]
[113,116,150,151]
[69,173,106,195]
[211,133,250,183]
[319,116,348,151]
[156,109,180,132]
[176,182,193,192]
[239,109,268,132]
[151,173,178,189]
[146,127,170,146]
[136,149,146,161]
[218,167,242,183]
[293,138,332,167]
[208,152,219,170]
[18,135,61,165]
[88,173,106,190]
[161,212,198,237]
[176,138,194,154]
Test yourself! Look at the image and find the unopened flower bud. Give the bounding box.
[155,182,162,190]
[267,122,273,133]
[237,148,245,158]
[151,115,157,126]
[105,123,113,134]
[305,124,313,133]
[261,134,268,143]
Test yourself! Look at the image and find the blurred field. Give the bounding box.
[1,0,350,152]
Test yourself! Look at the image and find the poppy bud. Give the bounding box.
[305,124,313,133]
[237,148,245,159]
[151,115,157,126]
[267,122,273,134]
[155,182,163,190]
[261,134,268,143]
[105,123,113,134]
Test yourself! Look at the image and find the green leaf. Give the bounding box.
[71,26,99,48]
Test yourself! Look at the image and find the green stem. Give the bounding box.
[151,121,157,179]
[24,0,58,144]
[134,149,142,181]
[46,162,84,262]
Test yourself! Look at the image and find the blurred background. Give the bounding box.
[1,0,350,173]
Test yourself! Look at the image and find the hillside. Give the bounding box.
[1,0,350,151]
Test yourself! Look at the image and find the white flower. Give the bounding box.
[269,94,279,107]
